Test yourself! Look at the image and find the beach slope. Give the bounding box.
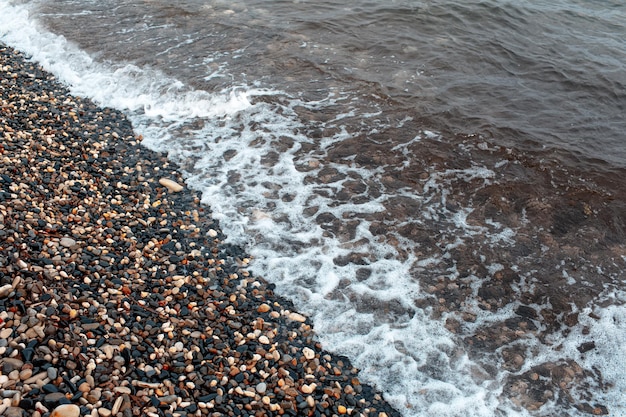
[0,45,399,417]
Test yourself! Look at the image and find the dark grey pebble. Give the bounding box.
[43,392,66,407]
[41,384,59,393]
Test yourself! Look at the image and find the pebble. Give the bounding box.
[59,237,76,248]
[288,312,307,322]
[1,358,22,372]
[113,387,132,395]
[44,393,67,408]
[0,284,13,298]
[4,407,24,417]
[47,367,58,380]
[19,369,32,381]
[50,404,80,417]
[302,347,315,360]
[256,382,267,394]
[97,408,112,417]
[111,396,124,415]
[301,383,316,394]
[78,382,91,392]
[158,178,184,192]
[10,392,20,407]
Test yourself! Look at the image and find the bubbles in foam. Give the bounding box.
[0,1,253,124]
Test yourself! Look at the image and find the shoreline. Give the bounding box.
[0,44,400,417]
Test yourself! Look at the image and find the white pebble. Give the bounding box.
[59,237,76,248]
[0,284,13,298]
[288,312,307,322]
[158,178,184,192]
[302,347,315,360]
[50,404,80,417]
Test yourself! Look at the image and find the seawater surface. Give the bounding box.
[1,0,625,416]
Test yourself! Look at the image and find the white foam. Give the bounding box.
[2,2,624,416]
[0,2,254,123]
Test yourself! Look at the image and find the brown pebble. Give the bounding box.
[257,303,271,313]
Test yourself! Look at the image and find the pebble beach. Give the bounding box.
[0,44,401,417]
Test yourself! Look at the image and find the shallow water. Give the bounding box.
[1,0,625,415]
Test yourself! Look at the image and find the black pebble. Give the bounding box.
[42,384,59,393]
[22,347,34,362]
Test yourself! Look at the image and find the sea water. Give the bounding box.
[1,1,625,416]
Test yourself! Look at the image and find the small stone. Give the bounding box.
[159,395,178,404]
[144,365,156,377]
[0,284,13,298]
[132,381,160,389]
[113,387,131,395]
[50,404,80,417]
[2,390,19,398]
[4,407,24,417]
[97,408,112,417]
[59,237,76,248]
[21,347,34,363]
[300,383,316,394]
[47,367,58,380]
[43,392,66,407]
[288,312,306,322]
[10,392,20,407]
[24,371,48,384]
[101,345,115,359]
[258,335,270,344]
[86,389,102,404]
[42,384,59,393]
[111,396,124,415]
[257,304,271,313]
[338,405,347,414]
[19,369,32,381]
[256,382,267,394]
[158,178,184,192]
[0,328,14,339]
[302,347,315,360]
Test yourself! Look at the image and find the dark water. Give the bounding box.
[27,0,626,166]
[2,0,625,415]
